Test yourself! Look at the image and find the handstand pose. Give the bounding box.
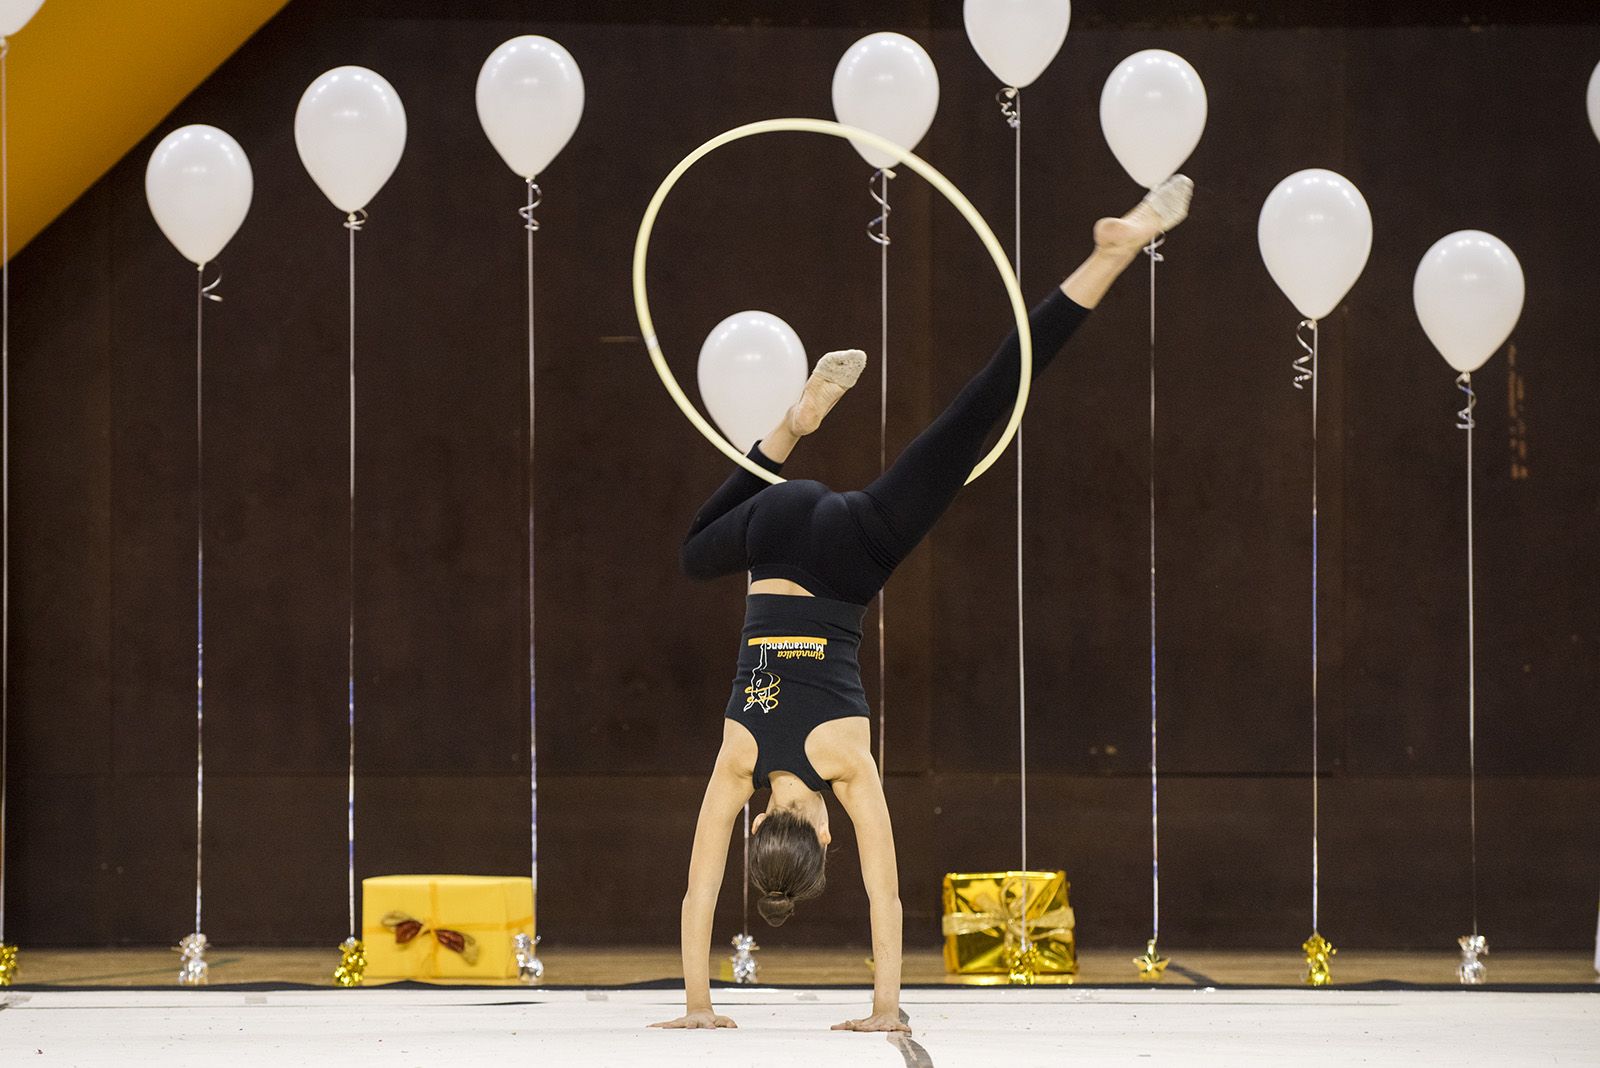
[652,176,1193,1033]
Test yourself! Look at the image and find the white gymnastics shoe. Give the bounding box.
[1141,174,1193,232]
[814,348,867,389]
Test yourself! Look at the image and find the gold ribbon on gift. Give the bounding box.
[941,904,1076,943]
[362,881,533,979]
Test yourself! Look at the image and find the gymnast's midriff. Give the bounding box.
[652,174,1193,1035]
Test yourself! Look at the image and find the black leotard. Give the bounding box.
[684,287,1090,788]
[682,288,1090,605]
[723,594,870,791]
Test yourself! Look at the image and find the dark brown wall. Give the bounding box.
[6,1,1599,953]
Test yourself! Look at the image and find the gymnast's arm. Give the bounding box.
[679,443,785,579]
[650,737,754,1030]
[831,758,910,1034]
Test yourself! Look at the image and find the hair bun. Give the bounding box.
[756,890,796,926]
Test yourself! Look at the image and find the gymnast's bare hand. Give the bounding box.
[831,1012,911,1033]
[651,1010,737,1029]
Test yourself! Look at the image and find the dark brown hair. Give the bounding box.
[749,807,827,926]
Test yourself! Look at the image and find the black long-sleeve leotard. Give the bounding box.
[681,287,1091,606]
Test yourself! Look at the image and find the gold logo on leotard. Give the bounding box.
[744,644,781,714]
[746,636,828,660]
[743,637,826,714]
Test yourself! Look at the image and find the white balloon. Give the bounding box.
[1588,59,1600,145]
[697,312,809,454]
[963,0,1071,89]
[145,125,253,267]
[1413,231,1525,374]
[832,32,940,170]
[476,35,585,180]
[294,66,407,215]
[1099,49,1206,188]
[1257,169,1372,321]
[0,0,44,37]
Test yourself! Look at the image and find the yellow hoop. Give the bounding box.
[632,117,1031,485]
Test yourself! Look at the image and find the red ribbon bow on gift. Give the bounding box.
[381,911,480,965]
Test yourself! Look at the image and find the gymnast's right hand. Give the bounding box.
[650,1010,737,1029]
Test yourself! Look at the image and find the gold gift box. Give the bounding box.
[941,870,1077,975]
[362,874,534,983]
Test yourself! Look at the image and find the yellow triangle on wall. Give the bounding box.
[3,0,292,261]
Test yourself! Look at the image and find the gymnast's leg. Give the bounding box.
[679,350,867,580]
[854,176,1193,562]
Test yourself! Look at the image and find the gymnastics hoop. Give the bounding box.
[632,117,1032,485]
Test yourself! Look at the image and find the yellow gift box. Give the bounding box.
[941,870,1077,975]
[361,875,534,983]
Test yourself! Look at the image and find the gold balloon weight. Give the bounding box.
[0,943,17,986]
[333,936,367,988]
[1133,938,1169,981]
[1457,934,1487,985]
[1007,939,1040,986]
[1302,931,1336,986]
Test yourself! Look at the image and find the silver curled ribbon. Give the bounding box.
[201,267,223,303]
[996,86,1020,129]
[1456,371,1476,430]
[519,179,543,233]
[1144,232,1166,265]
[1293,318,1317,389]
[868,168,894,246]
[343,208,368,233]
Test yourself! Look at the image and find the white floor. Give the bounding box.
[1,986,1596,1066]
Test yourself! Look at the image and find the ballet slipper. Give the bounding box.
[788,349,866,436]
[1139,173,1193,232]
[1094,174,1194,255]
[814,349,867,388]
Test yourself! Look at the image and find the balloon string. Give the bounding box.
[1297,318,1320,932]
[0,34,11,944]
[871,168,891,779]
[1002,87,1029,948]
[344,212,362,938]
[1456,371,1477,937]
[741,802,751,935]
[524,179,541,942]
[1146,234,1163,946]
[742,572,752,939]
[194,265,220,938]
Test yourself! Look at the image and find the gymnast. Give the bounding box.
[651,175,1193,1033]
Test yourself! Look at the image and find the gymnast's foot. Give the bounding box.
[787,349,866,436]
[1094,174,1193,257]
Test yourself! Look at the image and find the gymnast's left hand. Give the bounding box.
[831,1012,910,1033]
